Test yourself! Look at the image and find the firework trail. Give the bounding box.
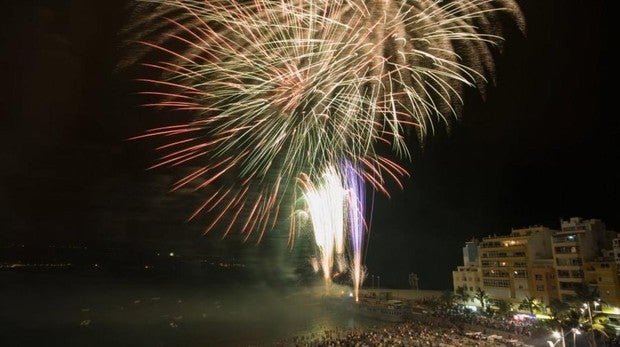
[342,161,366,302]
[296,161,364,296]
[122,0,523,240]
[298,166,346,288]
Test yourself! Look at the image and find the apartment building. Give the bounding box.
[528,259,559,305]
[478,226,555,305]
[452,238,482,304]
[552,217,606,300]
[452,218,620,311]
[612,234,620,264]
[585,260,620,307]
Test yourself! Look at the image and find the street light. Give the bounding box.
[582,301,600,347]
[570,328,581,347]
[548,329,566,347]
[583,303,593,326]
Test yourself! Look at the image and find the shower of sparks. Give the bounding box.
[295,160,368,298]
[298,166,346,288]
[123,0,523,240]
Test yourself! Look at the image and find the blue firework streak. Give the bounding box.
[342,160,366,301]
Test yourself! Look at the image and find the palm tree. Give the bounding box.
[474,288,489,310]
[544,299,580,346]
[494,299,513,316]
[548,298,573,323]
[440,290,458,313]
[571,284,607,347]
[519,296,544,315]
[455,286,470,303]
[573,283,599,303]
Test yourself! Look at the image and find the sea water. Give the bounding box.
[0,271,385,347]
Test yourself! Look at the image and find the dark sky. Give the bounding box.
[1,1,616,290]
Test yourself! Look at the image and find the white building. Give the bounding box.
[452,239,482,304]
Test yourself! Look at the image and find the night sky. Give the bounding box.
[1,1,616,290]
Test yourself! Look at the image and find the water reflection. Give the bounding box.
[0,272,382,347]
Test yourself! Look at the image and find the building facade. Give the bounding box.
[452,218,620,312]
[612,234,620,264]
[528,259,559,305]
[552,217,606,300]
[452,239,481,305]
[478,226,555,305]
[585,260,620,307]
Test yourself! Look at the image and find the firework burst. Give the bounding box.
[122,0,522,239]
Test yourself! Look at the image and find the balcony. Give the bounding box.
[553,235,579,244]
[554,246,579,254]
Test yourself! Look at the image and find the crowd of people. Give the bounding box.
[276,309,536,347]
[278,323,529,346]
[448,313,537,338]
